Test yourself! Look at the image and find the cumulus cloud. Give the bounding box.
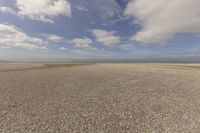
[42,34,64,42]
[0,23,47,49]
[71,37,93,47]
[16,0,71,23]
[124,0,200,44]
[92,29,120,46]
[0,6,16,14]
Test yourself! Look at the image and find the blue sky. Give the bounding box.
[0,0,200,62]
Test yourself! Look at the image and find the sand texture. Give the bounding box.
[0,63,200,132]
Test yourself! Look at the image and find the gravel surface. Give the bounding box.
[0,63,200,133]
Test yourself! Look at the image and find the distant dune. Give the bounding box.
[0,63,200,132]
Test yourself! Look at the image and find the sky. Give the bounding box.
[0,0,200,62]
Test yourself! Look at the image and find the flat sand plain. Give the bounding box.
[0,63,200,132]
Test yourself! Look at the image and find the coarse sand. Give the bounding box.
[0,63,200,132]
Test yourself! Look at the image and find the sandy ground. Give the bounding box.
[0,62,45,72]
[0,63,200,133]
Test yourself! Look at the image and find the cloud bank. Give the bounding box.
[125,0,200,44]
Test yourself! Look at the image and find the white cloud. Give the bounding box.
[42,34,64,42]
[124,0,200,44]
[91,29,120,46]
[76,6,88,12]
[0,23,47,49]
[59,47,67,50]
[71,37,93,47]
[0,6,16,14]
[16,0,71,23]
